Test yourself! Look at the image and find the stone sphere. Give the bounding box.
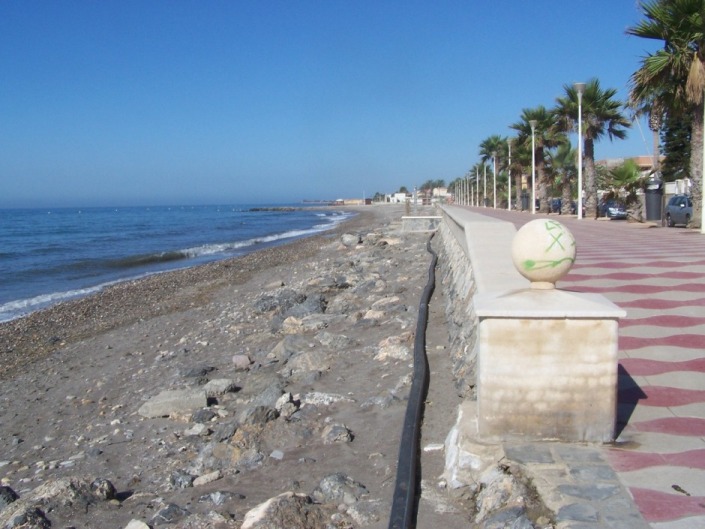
[511,219,576,289]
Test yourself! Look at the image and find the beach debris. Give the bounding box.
[321,423,353,444]
[274,392,300,418]
[138,389,208,418]
[238,405,279,426]
[311,473,368,505]
[301,391,355,406]
[181,365,217,378]
[0,485,19,510]
[341,233,361,247]
[170,470,195,489]
[240,492,330,529]
[0,477,114,528]
[231,353,252,370]
[254,288,304,314]
[374,333,413,361]
[123,520,151,529]
[202,378,239,398]
[151,502,190,525]
[191,408,217,423]
[193,470,222,487]
[90,478,116,501]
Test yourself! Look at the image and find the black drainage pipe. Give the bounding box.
[388,233,438,529]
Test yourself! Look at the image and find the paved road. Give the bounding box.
[465,206,705,528]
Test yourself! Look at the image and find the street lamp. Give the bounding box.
[529,119,537,214]
[492,151,497,209]
[464,173,468,205]
[574,82,586,219]
[483,163,487,207]
[476,167,479,206]
[507,139,512,211]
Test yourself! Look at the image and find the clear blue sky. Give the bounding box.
[1,1,660,207]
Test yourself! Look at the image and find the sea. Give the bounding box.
[0,204,354,323]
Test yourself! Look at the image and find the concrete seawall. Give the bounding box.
[435,205,526,399]
[435,204,624,443]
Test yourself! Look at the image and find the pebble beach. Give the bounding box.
[0,205,472,528]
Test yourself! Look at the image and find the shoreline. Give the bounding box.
[0,206,375,380]
[0,202,448,529]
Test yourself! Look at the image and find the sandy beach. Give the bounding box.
[0,205,471,528]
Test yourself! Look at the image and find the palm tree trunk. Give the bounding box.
[690,100,703,229]
[537,155,550,213]
[650,113,661,172]
[515,173,522,210]
[561,176,572,215]
[584,138,597,218]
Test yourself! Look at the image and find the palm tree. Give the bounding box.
[478,135,508,207]
[628,91,665,172]
[554,79,631,218]
[627,0,705,229]
[470,160,490,206]
[510,107,565,213]
[547,142,578,215]
[508,138,531,210]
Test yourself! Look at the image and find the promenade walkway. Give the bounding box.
[462,206,705,528]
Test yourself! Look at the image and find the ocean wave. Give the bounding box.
[0,209,355,323]
[0,283,111,323]
[105,251,192,269]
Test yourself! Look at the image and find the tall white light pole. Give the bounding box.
[529,119,537,214]
[574,82,586,219]
[492,151,497,209]
[483,164,487,207]
[466,172,470,206]
[476,167,479,206]
[507,139,512,211]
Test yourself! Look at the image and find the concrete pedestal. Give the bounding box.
[475,288,626,443]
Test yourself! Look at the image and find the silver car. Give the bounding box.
[666,195,693,227]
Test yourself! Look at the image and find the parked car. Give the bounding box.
[665,194,693,227]
[598,200,628,220]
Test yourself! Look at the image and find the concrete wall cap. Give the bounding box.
[475,289,626,319]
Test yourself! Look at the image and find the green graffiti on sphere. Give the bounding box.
[521,221,576,272]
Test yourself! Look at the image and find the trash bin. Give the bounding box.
[521,191,529,211]
[645,174,663,221]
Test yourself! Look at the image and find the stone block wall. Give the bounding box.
[436,213,478,398]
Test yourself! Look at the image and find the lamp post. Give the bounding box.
[483,163,487,207]
[507,139,512,211]
[574,82,586,219]
[529,119,537,214]
[476,167,479,206]
[466,172,470,206]
[492,151,497,209]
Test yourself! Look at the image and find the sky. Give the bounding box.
[0,1,662,207]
